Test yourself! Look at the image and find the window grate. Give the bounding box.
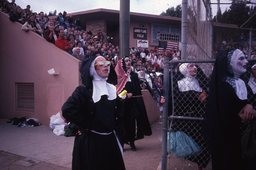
[159,33,180,42]
[15,83,34,111]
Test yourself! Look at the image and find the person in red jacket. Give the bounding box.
[55,27,70,52]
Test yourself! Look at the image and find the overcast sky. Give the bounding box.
[13,0,182,15]
[13,0,256,17]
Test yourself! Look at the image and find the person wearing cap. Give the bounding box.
[61,55,125,170]
[205,49,255,170]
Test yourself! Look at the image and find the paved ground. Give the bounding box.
[0,119,212,170]
[0,119,163,170]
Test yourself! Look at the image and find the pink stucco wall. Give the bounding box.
[0,12,80,124]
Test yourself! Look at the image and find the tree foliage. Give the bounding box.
[161,2,256,28]
[160,5,182,18]
[214,1,256,28]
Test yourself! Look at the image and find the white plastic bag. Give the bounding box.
[49,112,65,129]
[53,124,66,136]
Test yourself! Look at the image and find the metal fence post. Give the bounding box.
[161,57,170,170]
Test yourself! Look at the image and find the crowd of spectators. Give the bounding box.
[1,0,118,61]
[0,1,180,60]
[5,1,255,93]
[1,0,183,105]
[1,1,255,70]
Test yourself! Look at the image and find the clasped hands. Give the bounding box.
[239,104,256,121]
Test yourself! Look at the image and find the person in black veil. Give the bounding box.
[241,62,256,170]
[204,48,255,170]
[115,56,152,151]
[242,62,256,108]
[170,62,210,169]
[62,55,125,170]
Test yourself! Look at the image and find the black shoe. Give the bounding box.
[130,142,137,151]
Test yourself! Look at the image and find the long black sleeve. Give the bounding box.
[61,86,93,129]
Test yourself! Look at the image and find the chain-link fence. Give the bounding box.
[161,59,214,170]
[161,59,256,170]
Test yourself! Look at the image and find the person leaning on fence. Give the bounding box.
[169,62,211,170]
[61,55,125,170]
[204,48,256,170]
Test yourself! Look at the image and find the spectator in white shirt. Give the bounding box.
[72,41,84,60]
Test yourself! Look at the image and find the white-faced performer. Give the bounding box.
[205,48,255,170]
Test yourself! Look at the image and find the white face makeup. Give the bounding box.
[179,63,197,77]
[124,57,132,70]
[187,63,197,77]
[230,49,248,76]
[94,56,110,78]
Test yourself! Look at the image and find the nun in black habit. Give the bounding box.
[170,63,210,169]
[204,49,255,170]
[243,62,256,108]
[62,55,125,170]
[241,62,256,170]
[115,56,152,151]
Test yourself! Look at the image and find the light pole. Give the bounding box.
[119,0,130,59]
[181,0,188,60]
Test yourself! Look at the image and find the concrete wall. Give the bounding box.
[86,20,106,34]
[141,90,160,124]
[0,12,80,124]
[0,12,160,125]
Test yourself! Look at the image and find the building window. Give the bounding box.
[159,33,180,42]
[15,82,34,111]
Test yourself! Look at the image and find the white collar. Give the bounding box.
[226,77,247,100]
[177,77,202,92]
[92,80,116,103]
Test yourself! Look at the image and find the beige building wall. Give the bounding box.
[86,20,107,34]
[0,12,80,124]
